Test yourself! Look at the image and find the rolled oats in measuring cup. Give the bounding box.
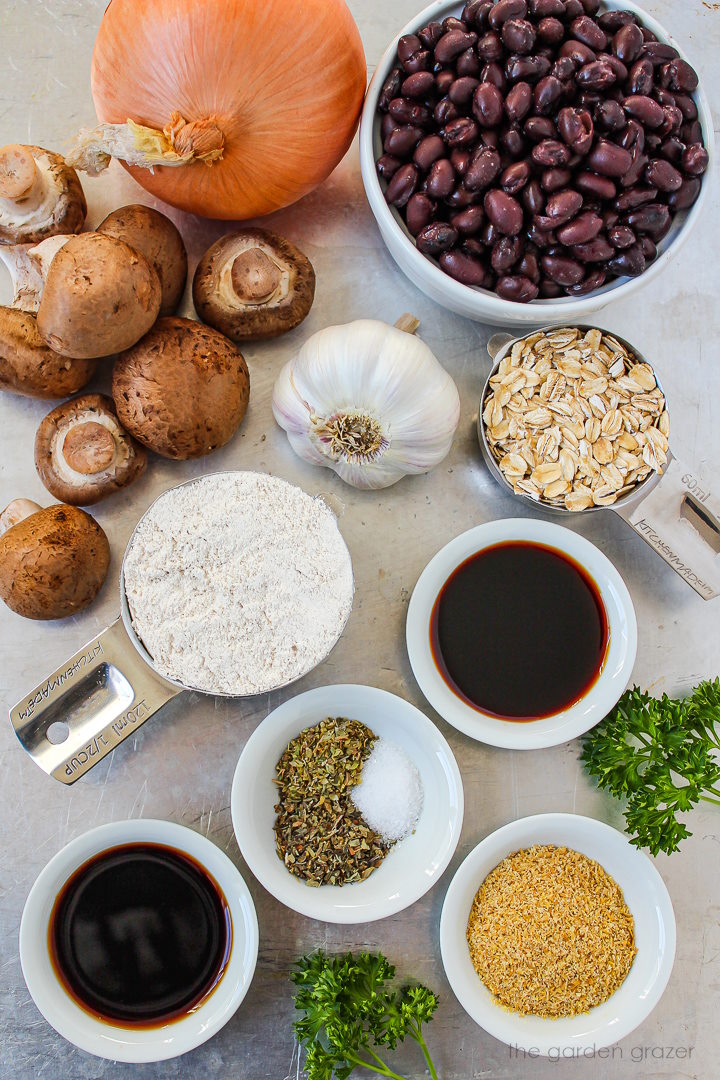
[477,326,720,600]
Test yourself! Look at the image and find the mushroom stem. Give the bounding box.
[62,422,116,475]
[0,145,39,201]
[231,248,282,305]
[0,498,42,535]
[0,235,70,312]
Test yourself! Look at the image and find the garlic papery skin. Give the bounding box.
[272,318,461,490]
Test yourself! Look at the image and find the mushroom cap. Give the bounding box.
[112,316,250,459]
[0,307,97,398]
[193,228,315,342]
[35,392,147,505]
[36,232,162,359]
[97,204,188,316]
[0,145,86,246]
[0,503,110,620]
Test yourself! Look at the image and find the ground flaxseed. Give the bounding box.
[466,844,636,1018]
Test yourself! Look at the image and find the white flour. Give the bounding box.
[123,472,354,695]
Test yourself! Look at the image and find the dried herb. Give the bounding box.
[273,717,389,886]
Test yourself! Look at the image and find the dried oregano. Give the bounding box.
[273,717,389,887]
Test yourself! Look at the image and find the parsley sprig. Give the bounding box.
[581,679,720,855]
[291,951,439,1080]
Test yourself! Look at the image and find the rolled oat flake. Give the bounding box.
[123,472,354,695]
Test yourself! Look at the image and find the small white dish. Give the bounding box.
[406,518,636,749]
[231,683,463,923]
[20,819,259,1063]
[440,813,676,1055]
[359,0,714,328]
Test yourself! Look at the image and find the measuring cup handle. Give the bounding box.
[487,332,516,361]
[9,617,181,784]
[614,456,720,600]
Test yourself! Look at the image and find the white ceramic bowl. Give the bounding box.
[20,820,259,1063]
[231,684,463,923]
[359,0,714,327]
[440,813,676,1054]
[406,518,636,748]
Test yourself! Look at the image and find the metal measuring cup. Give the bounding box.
[10,473,353,785]
[477,325,720,600]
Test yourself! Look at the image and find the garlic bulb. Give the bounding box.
[272,316,461,489]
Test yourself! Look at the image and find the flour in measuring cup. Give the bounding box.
[123,472,354,695]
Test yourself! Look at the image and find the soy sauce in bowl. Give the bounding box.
[430,541,608,721]
[49,843,231,1027]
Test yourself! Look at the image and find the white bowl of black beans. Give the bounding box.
[359,0,713,325]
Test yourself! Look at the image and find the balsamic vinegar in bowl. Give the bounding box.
[430,541,609,721]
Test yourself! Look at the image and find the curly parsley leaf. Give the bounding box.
[581,679,720,856]
[291,951,439,1080]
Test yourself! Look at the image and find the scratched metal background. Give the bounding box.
[0,1,718,1077]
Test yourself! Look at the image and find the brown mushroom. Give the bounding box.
[36,232,162,359]
[0,500,110,619]
[97,204,188,316]
[0,144,86,245]
[0,308,97,398]
[112,316,250,459]
[193,228,315,342]
[35,393,147,505]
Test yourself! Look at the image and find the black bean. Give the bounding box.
[418,21,443,49]
[501,160,531,193]
[465,145,503,190]
[506,54,550,82]
[477,31,504,61]
[565,268,606,293]
[545,187,583,222]
[541,167,572,192]
[570,15,607,51]
[415,221,459,255]
[626,202,671,236]
[442,16,467,33]
[505,80,533,120]
[572,236,614,261]
[442,117,480,147]
[491,235,524,271]
[645,158,683,192]
[458,47,482,76]
[517,250,541,282]
[595,99,626,132]
[376,154,402,180]
[434,29,478,63]
[413,134,445,170]
[449,77,479,105]
[398,35,422,63]
[462,0,492,30]
[523,179,546,214]
[557,210,603,244]
[503,18,537,53]
[501,123,527,157]
[608,243,646,276]
[439,249,487,284]
[586,139,632,177]
[658,105,683,138]
[577,59,618,89]
[564,0,586,20]
[401,72,436,99]
[541,253,584,284]
[598,10,636,33]
[389,98,433,126]
[450,205,486,233]
[488,0,528,30]
[473,82,505,127]
[524,116,557,141]
[557,106,593,154]
[434,98,459,127]
[614,186,657,210]
[485,188,524,234]
[532,138,571,166]
[481,62,507,90]
[537,16,565,44]
[385,163,419,206]
[659,135,684,165]
[406,193,436,234]
[403,50,431,75]
[627,58,654,96]
[575,170,617,199]
[381,113,398,140]
[674,93,698,121]
[618,119,645,152]
[435,71,454,96]
[639,235,657,260]
[682,143,709,175]
[642,42,678,65]
[668,177,701,209]
[447,185,478,208]
[426,158,456,198]
[496,274,539,300]
[621,147,648,188]
[379,69,403,111]
[450,148,471,176]
[385,125,424,156]
[681,120,704,146]
[534,74,564,113]
[608,224,636,248]
[623,95,664,129]
[552,55,576,80]
[530,0,565,17]
[559,39,596,66]
[612,22,643,63]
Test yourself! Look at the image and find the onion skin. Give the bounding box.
[90,0,367,219]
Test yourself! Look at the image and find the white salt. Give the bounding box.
[350,738,423,843]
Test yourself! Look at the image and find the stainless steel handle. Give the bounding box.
[10,617,182,784]
[614,457,720,600]
[487,332,515,362]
